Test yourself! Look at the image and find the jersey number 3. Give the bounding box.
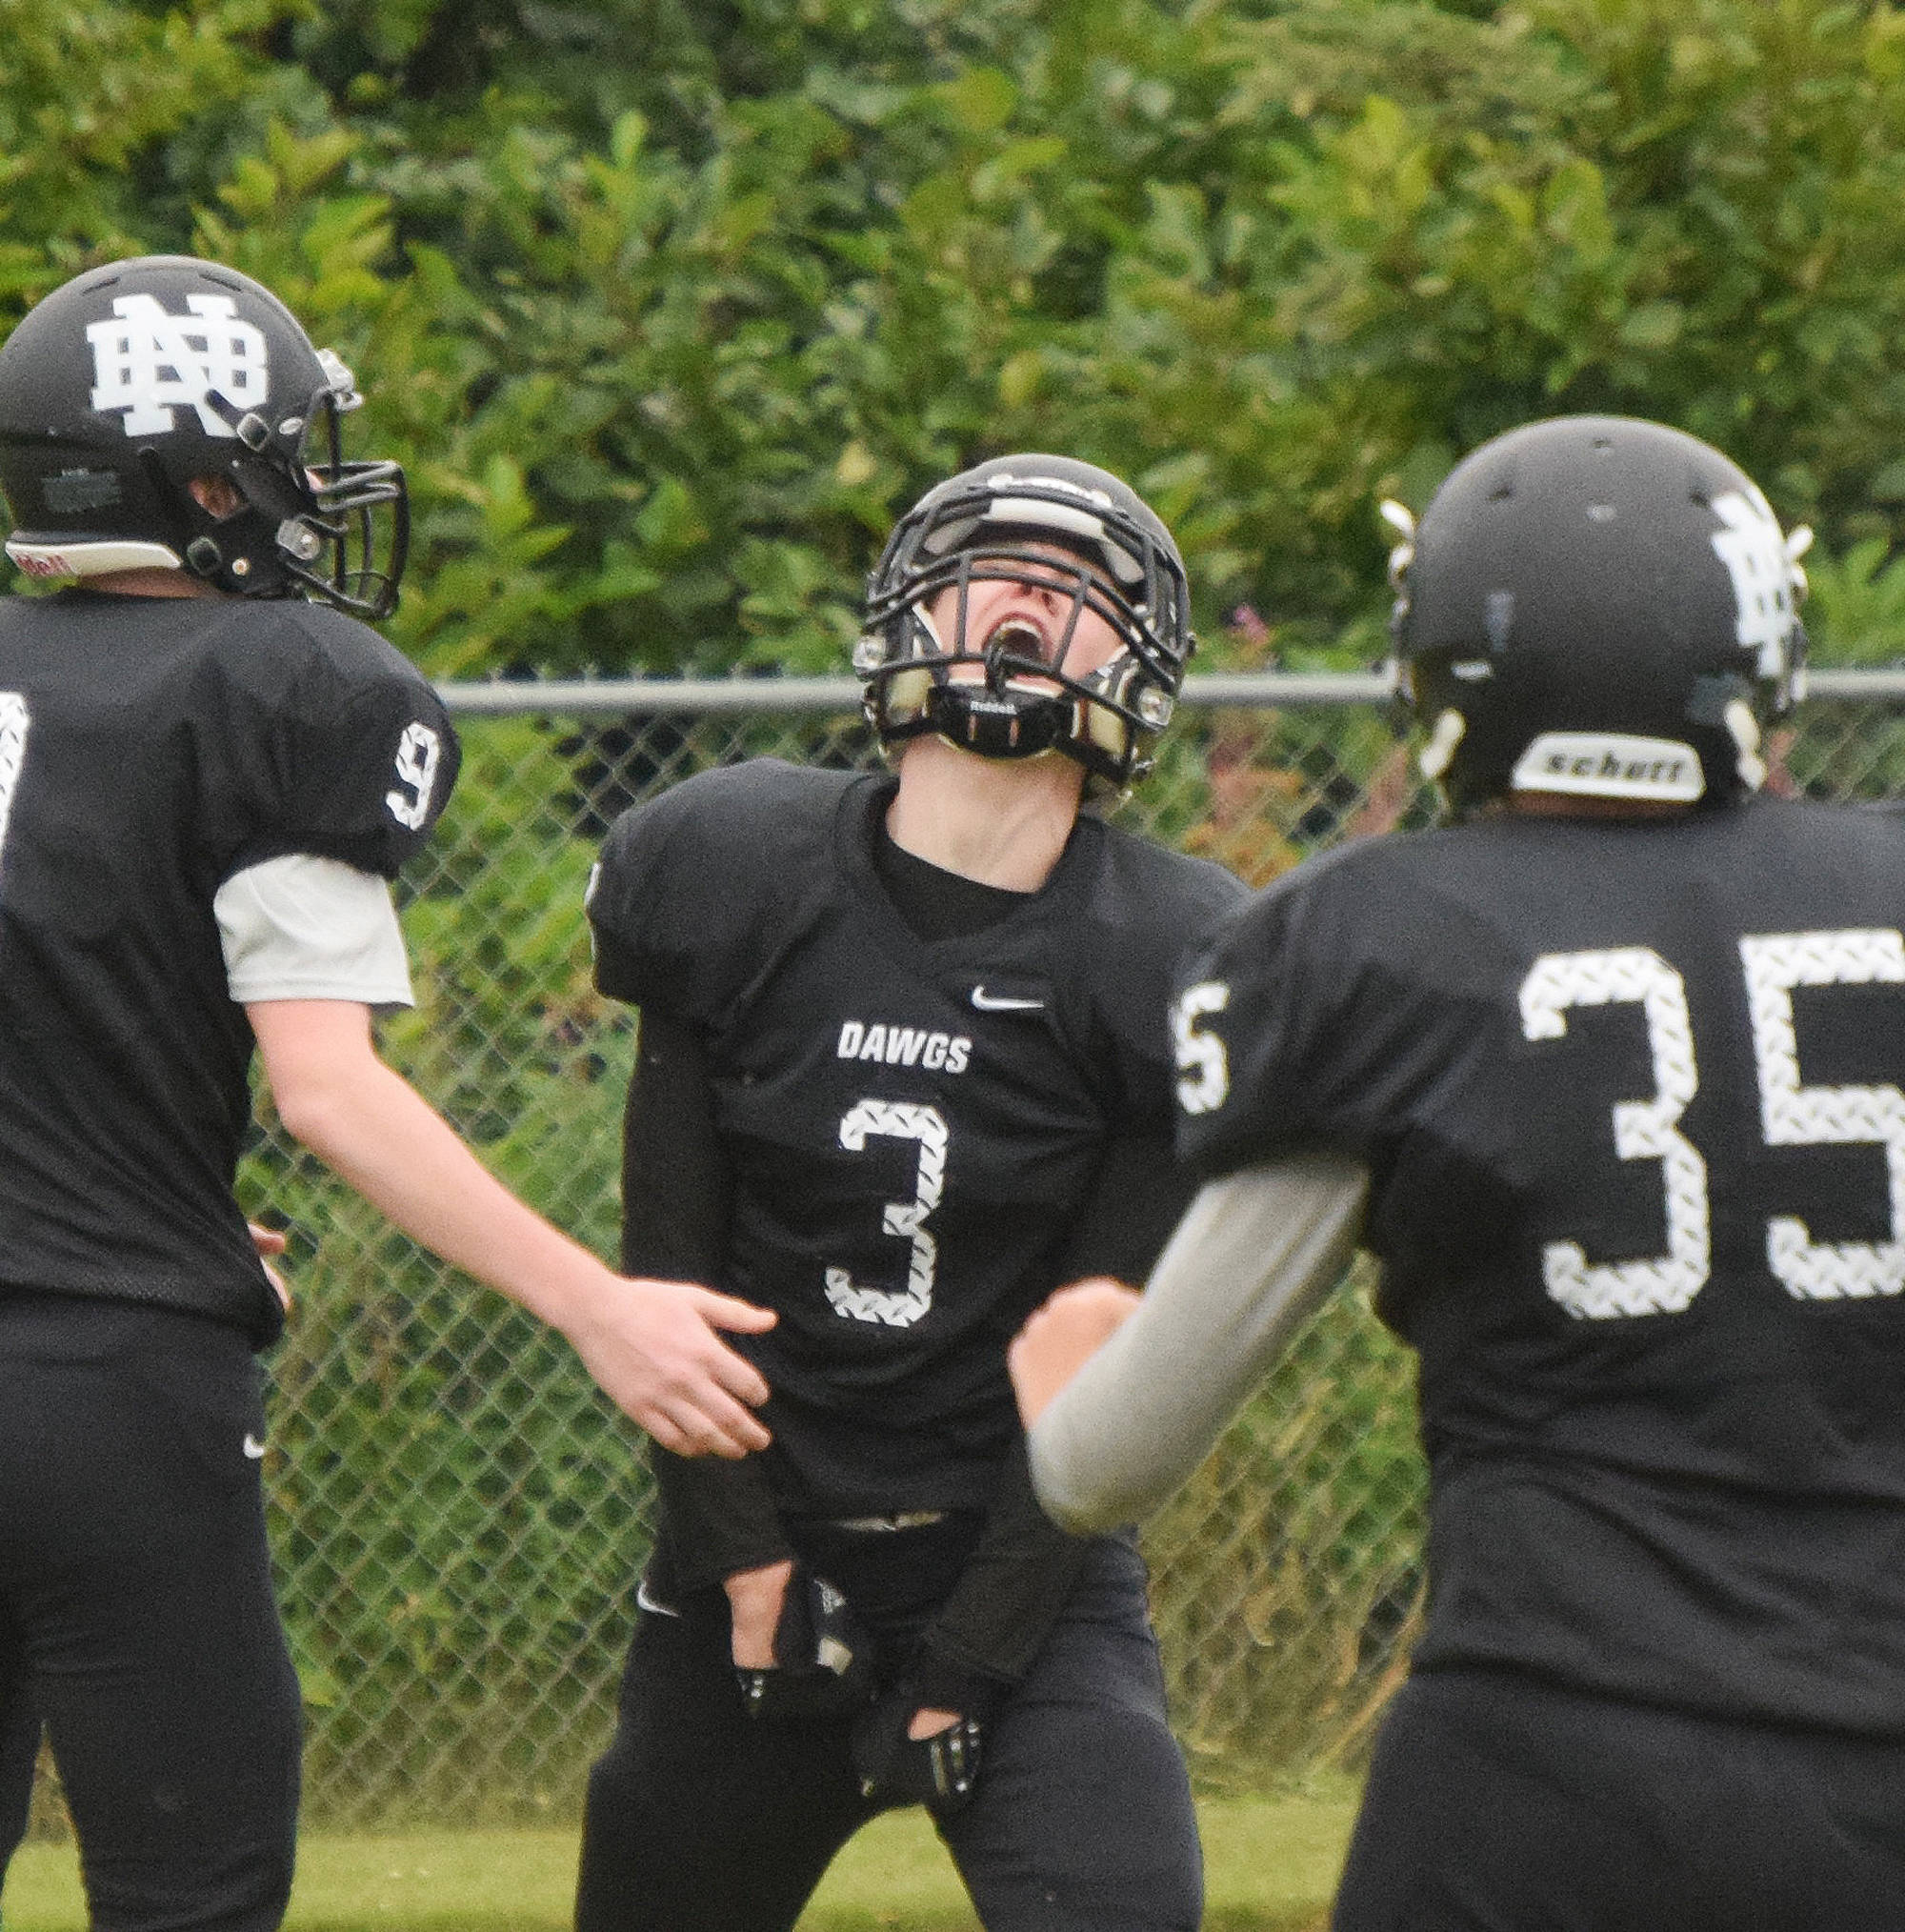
[1523,932,1905,1318]
[824,1099,948,1328]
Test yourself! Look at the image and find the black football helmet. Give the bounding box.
[855,454,1193,791]
[0,255,408,618]
[1387,415,1810,815]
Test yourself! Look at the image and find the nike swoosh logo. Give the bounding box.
[971,987,1045,1012]
[242,1434,268,1459]
[635,1580,681,1620]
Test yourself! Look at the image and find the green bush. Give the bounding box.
[7,0,1904,676]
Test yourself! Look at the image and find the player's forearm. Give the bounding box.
[304,1072,607,1316]
[912,1437,1089,1714]
[651,1441,793,1593]
[1026,1156,1369,1534]
[252,999,774,1458]
[251,1001,618,1328]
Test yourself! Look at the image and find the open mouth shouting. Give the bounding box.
[983,615,1056,666]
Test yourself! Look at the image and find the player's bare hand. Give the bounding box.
[907,1705,962,1741]
[568,1277,776,1459]
[726,1559,795,1669]
[1008,1277,1142,1426]
[248,1221,293,1312]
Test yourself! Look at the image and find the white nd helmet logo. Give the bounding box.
[1710,488,1798,678]
[87,293,270,438]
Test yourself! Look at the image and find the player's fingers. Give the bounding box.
[248,1220,289,1257]
[1053,1275,1142,1315]
[705,1343,772,1409]
[660,1395,771,1459]
[692,1288,778,1335]
[703,1397,772,1454]
[1023,1278,1140,1345]
[653,1349,772,1450]
[640,1408,695,1458]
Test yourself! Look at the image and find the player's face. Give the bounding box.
[925,542,1126,685]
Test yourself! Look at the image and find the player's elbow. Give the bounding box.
[251,1000,391,1160]
[1050,1481,1153,1538]
[260,1045,392,1168]
[1025,1436,1136,1538]
[267,1072,366,1162]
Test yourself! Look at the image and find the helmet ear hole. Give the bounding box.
[1725,699,1767,793]
[187,475,244,519]
[884,668,934,721]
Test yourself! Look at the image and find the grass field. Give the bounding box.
[0,1786,1357,1931]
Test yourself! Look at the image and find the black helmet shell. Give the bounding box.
[1391,415,1807,814]
[0,254,407,618]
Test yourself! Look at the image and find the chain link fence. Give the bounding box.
[31,673,1905,1831]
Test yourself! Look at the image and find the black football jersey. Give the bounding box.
[589,758,1243,1518]
[0,588,457,1343]
[1176,797,1905,1737]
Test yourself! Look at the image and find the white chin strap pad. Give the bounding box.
[5,537,184,579]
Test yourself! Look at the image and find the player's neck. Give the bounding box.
[887,736,1085,893]
[1494,790,1694,822]
[69,568,224,600]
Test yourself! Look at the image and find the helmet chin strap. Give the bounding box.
[983,631,1013,694]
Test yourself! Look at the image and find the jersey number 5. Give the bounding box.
[1523,932,1905,1318]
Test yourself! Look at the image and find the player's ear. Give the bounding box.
[187,474,244,519]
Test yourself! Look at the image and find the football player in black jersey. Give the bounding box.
[574,455,1240,1931]
[0,255,774,1932]
[1012,416,1905,1931]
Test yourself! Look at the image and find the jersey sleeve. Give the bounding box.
[214,855,414,1007]
[587,760,831,1023]
[206,604,460,882]
[618,1009,730,1278]
[285,682,456,877]
[1171,843,1430,1182]
[1075,834,1250,1134]
[909,1440,1092,1718]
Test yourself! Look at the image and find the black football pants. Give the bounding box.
[0,1297,301,1931]
[1333,1666,1905,1932]
[573,1535,1203,1932]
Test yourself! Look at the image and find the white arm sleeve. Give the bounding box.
[1027,1153,1370,1534]
[214,854,415,1008]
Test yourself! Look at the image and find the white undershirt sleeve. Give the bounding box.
[214,853,415,1009]
[1026,1153,1370,1535]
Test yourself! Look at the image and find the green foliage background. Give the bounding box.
[8,0,1905,674]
